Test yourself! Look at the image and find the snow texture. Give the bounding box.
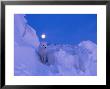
[14,14,97,76]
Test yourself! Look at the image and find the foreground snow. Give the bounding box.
[14,41,97,76]
[14,14,97,76]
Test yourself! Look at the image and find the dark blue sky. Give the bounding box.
[25,14,97,45]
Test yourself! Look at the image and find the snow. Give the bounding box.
[14,14,40,49]
[14,14,97,76]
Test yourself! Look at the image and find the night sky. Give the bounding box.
[25,14,97,45]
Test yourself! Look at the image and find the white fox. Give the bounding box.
[38,42,48,64]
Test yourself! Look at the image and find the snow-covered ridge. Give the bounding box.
[14,14,40,48]
[14,15,97,76]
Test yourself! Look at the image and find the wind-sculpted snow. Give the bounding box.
[14,14,40,49]
[14,41,97,76]
[14,14,97,76]
[46,41,97,76]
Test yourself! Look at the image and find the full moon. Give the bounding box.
[41,34,46,39]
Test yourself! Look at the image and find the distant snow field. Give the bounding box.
[14,14,97,76]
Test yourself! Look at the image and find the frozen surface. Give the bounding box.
[14,15,97,76]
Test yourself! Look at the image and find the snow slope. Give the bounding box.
[14,14,97,76]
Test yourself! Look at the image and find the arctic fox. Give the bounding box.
[38,42,48,64]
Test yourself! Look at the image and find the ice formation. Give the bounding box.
[14,14,97,76]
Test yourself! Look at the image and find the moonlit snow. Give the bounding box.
[14,14,97,76]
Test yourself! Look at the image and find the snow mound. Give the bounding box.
[78,40,97,53]
[14,14,40,48]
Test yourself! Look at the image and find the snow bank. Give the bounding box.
[49,41,97,76]
[14,14,50,76]
[14,14,40,48]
